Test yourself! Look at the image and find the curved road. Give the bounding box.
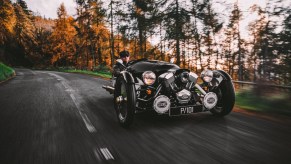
[0,69,290,164]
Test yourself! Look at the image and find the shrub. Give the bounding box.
[0,62,15,81]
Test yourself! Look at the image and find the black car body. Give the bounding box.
[103,58,235,127]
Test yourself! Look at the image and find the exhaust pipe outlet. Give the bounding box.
[102,85,115,94]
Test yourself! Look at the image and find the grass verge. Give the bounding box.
[62,69,112,79]
[235,89,291,116]
[0,62,15,82]
[32,66,112,79]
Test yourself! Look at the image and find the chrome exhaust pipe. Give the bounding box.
[194,84,207,95]
[102,85,115,94]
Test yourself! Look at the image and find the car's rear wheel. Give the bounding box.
[114,77,136,127]
[210,80,235,116]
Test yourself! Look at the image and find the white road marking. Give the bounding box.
[79,111,96,133]
[65,88,74,92]
[100,148,115,160]
[49,72,114,162]
[93,149,102,161]
[61,81,70,89]
[70,93,77,102]
[48,73,96,133]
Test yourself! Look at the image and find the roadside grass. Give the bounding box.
[0,62,15,81]
[63,69,112,79]
[235,89,291,116]
[34,66,112,79]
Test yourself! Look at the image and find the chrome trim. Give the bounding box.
[194,84,207,95]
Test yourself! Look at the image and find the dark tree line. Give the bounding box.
[0,0,290,85]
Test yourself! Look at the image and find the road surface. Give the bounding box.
[0,69,290,164]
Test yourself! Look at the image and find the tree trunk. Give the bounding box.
[134,38,137,59]
[175,0,180,66]
[97,42,102,65]
[110,0,115,68]
[139,27,143,58]
[182,41,186,69]
[144,31,147,58]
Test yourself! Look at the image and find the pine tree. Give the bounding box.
[34,17,53,66]
[248,3,278,82]
[129,0,156,58]
[157,0,191,66]
[14,3,37,64]
[224,1,244,80]
[190,0,205,72]
[109,0,115,67]
[277,9,291,84]
[16,0,31,15]
[75,0,108,69]
[50,3,76,67]
[248,5,264,82]
[0,0,16,46]
[90,0,106,67]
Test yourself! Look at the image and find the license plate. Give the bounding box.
[180,106,194,114]
[169,106,195,116]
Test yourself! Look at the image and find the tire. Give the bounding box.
[114,77,136,127]
[210,80,235,116]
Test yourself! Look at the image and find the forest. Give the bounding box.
[0,0,290,85]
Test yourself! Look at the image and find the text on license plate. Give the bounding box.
[180,106,194,114]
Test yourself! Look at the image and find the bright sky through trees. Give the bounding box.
[25,0,266,19]
[23,0,268,38]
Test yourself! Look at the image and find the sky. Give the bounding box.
[25,0,77,18]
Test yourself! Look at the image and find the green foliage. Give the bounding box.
[0,62,15,81]
[93,64,111,73]
[236,89,291,116]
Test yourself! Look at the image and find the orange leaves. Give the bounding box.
[0,0,16,44]
[49,4,77,65]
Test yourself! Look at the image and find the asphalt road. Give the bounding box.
[0,69,290,164]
